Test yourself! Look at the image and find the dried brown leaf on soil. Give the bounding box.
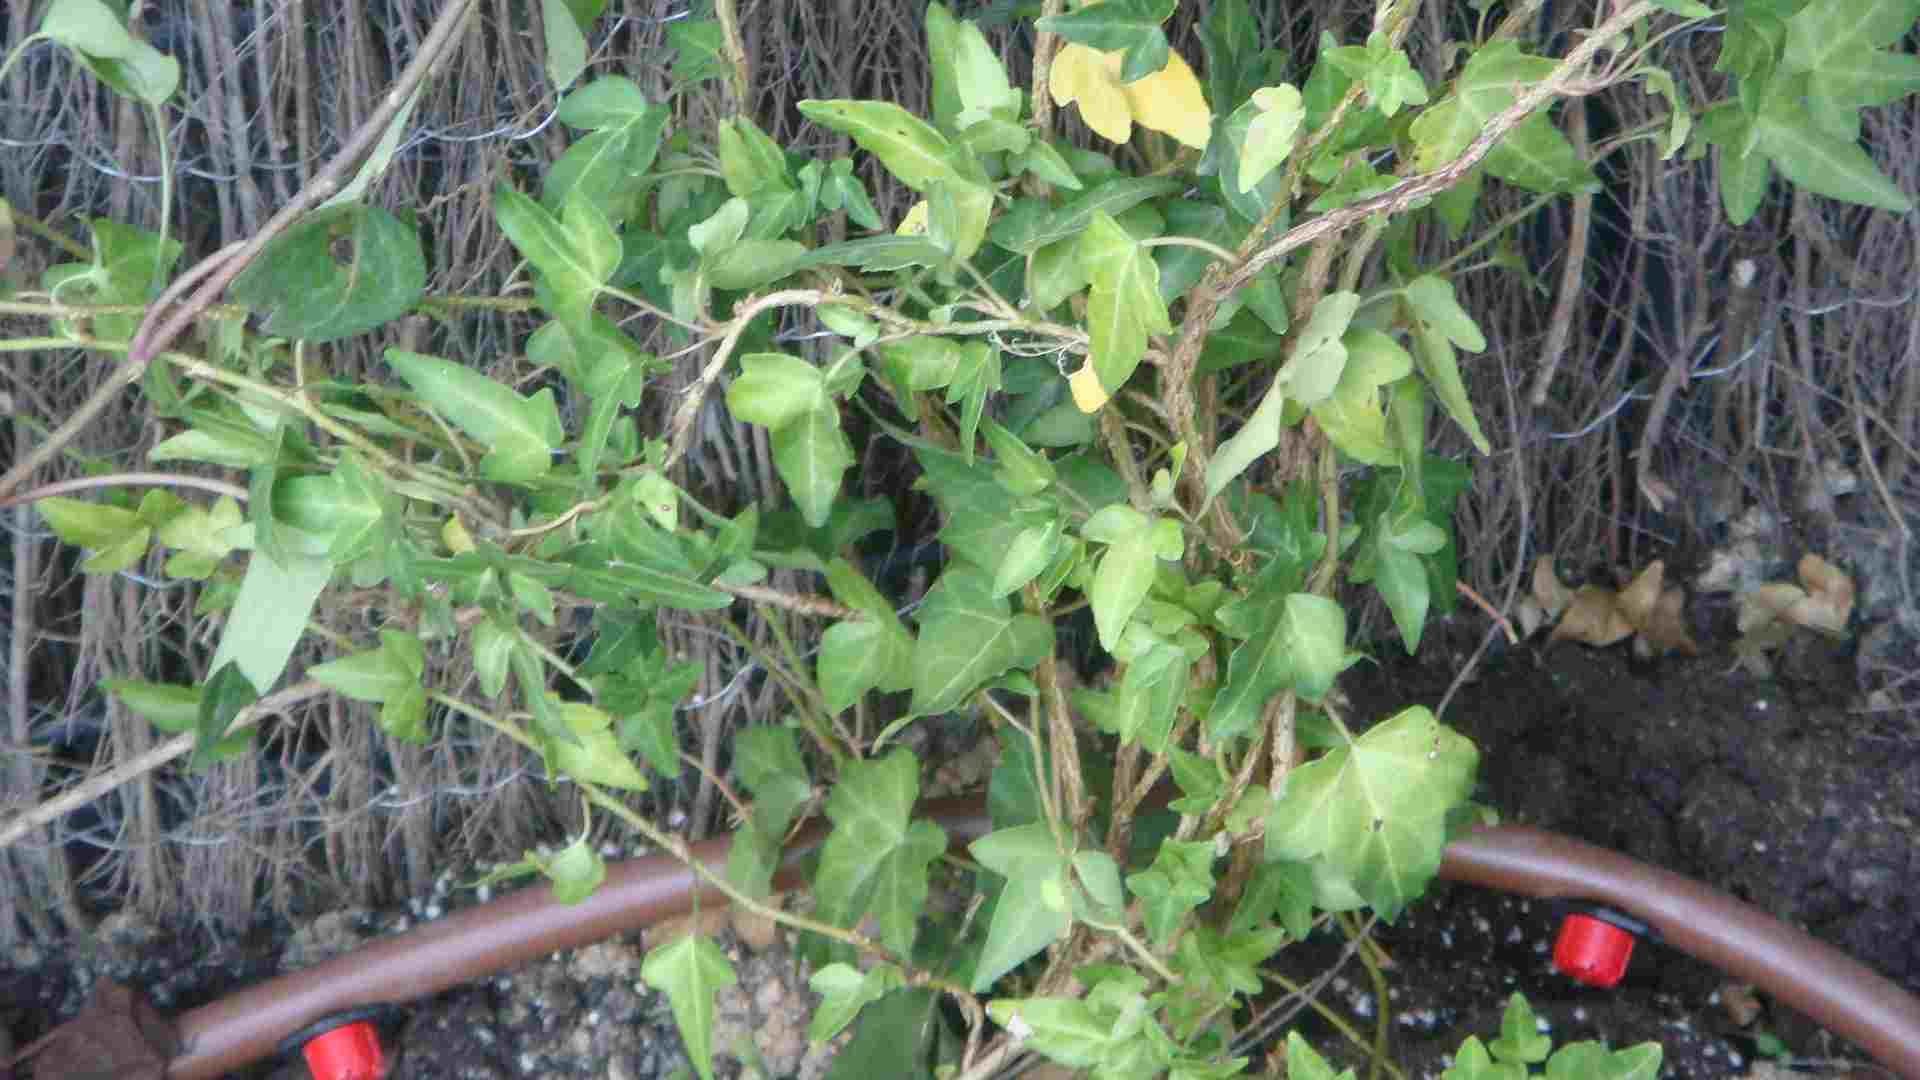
[1548,584,1635,647]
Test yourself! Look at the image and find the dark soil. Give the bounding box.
[5,637,1914,1079]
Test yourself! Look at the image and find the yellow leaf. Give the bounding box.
[1051,44,1133,144]
[1529,555,1572,618]
[1616,559,1666,628]
[1637,586,1698,657]
[1049,43,1211,150]
[1736,583,1804,635]
[896,200,930,235]
[1548,585,1633,647]
[1069,361,1110,412]
[1123,48,1212,150]
[1794,553,1853,635]
[442,513,475,554]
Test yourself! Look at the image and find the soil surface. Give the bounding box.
[4,637,1914,1079]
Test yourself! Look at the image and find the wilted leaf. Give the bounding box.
[1548,585,1634,648]
[1616,559,1667,628]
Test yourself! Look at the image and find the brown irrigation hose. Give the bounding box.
[158,802,1920,1079]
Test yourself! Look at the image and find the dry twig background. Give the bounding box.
[1,0,1915,946]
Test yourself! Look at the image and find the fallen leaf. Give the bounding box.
[5,978,178,1080]
[1793,553,1852,635]
[1548,585,1634,647]
[1530,555,1573,617]
[1639,585,1698,657]
[1616,559,1665,628]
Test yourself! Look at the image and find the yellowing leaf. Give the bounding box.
[1050,43,1133,144]
[1639,584,1699,658]
[1548,585,1633,648]
[1616,559,1666,628]
[1069,361,1110,412]
[897,200,930,235]
[1125,48,1211,150]
[1048,42,1212,150]
[1795,553,1854,635]
[1530,555,1573,617]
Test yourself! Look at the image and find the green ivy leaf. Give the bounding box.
[970,823,1072,991]
[1488,993,1552,1065]
[543,701,647,790]
[1755,102,1915,212]
[36,496,148,573]
[538,0,602,88]
[209,548,332,695]
[493,185,619,328]
[1085,506,1161,651]
[641,932,738,1080]
[102,679,201,734]
[665,17,725,83]
[540,827,608,903]
[1402,276,1491,454]
[386,349,564,484]
[819,617,914,712]
[1237,85,1305,193]
[1544,1041,1662,1079]
[1207,557,1303,742]
[1264,706,1477,917]
[726,351,829,429]
[1285,1031,1355,1080]
[813,750,946,964]
[194,662,259,770]
[1783,0,1918,75]
[1036,0,1177,83]
[1126,838,1214,943]
[1279,593,1354,702]
[911,566,1054,715]
[470,616,515,698]
[1205,375,1287,500]
[39,0,180,104]
[325,452,389,564]
[308,628,425,703]
[926,3,1021,135]
[1442,1036,1523,1080]
[1232,860,1317,940]
[797,100,970,192]
[733,726,812,846]
[1323,329,1413,459]
[991,520,1061,597]
[1079,211,1172,401]
[808,963,903,1043]
[996,176,1180,254]
[545,78,671,215]
[229,202,427,343]
[771,405,855,529]
[984,996,1119,1069]
[1280,291,1360,405]
[717,115,793,199]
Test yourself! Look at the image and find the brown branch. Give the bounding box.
[1219,4,1654,296]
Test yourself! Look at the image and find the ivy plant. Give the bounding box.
[10,0,1918,1075]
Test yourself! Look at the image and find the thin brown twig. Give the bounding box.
[0,0,479,502]
[0,471,250,510]
[0,681,329,851]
